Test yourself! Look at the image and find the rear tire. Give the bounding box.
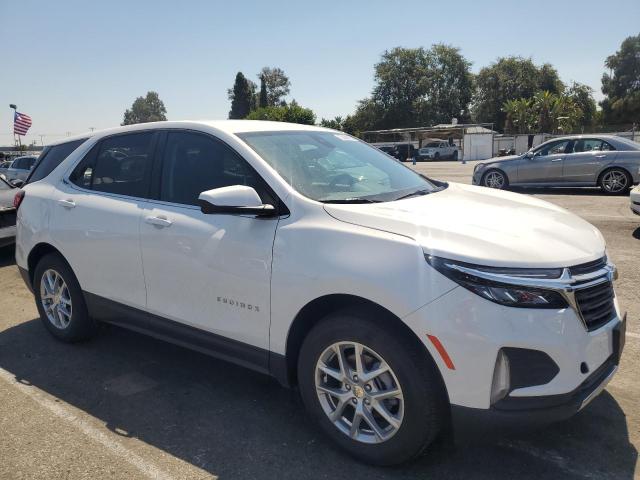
[34,253,97,342]
[434,152,440,160]
[297,310,446,465]
[598,168,631,195]
[452,150,458,161]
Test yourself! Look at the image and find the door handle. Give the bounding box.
[145,215,173,228]
[551,158,563,162]
[58,199,76,209]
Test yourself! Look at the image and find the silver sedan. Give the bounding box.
[472,135,640,194]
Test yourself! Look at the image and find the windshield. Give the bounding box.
[238,131,438,202]
[425,142,440,148]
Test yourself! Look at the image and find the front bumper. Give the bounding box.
[452,314,624,431]
[403,278,624,415]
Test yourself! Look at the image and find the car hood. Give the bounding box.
[479,155,521,166]
[323,183,605,268]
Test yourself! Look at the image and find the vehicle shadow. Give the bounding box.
[633,227,640,240]
[0,319,636,479]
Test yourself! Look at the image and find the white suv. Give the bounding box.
[15,121,625,465]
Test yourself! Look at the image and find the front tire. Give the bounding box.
[298,310,446,465]
[452,150,458,161]
[34,253,97,342]
[598,168,631,195]
[482,169,508,189]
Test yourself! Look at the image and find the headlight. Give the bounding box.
[425,255,568,309]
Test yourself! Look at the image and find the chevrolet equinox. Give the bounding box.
[15,121,626,465]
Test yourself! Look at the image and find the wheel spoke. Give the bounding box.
[328,398,348,422]
[316,384,350,401]
[333,344,351,380]
[369,387,402,402]
[361,406,385,439]
[360,362,390,383]
[372,401,401,429]
[353,343,364,378]
[318,363,344,382]
[350,408,363,438]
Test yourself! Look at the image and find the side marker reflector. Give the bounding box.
[427,334,456,370]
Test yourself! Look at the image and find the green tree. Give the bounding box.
[246,100,316,125]
[566,82,597,127]
[320,116,345,130]
[418,44,474,124]
[228,72,254,119]
[503,98,535,134]
[122,91,167,125]
[473,57,564,131]
[258,75,268,108]
[601,33,640,124]
[371,47,432,127]
[259,67,291,106]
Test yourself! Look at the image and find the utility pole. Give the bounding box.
[89,127,95,132]
[39,134,45,146]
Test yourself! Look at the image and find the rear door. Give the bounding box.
[50,131,159,309]
[517,139,571,183]
[562,138,616,183]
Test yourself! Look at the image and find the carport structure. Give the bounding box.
[363,123,496,161]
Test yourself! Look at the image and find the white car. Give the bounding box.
[631,185,640,216]
[0,176,18,247]
[15,121,625,465]
[418,141,459,160]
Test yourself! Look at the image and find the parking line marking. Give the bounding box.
[0,367,180,480]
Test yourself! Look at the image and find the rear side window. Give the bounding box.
[27,139,87,184]
[71,132,155,198]
[159,131,272,206]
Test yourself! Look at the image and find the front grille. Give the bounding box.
[575,281,616,331]
[0,209,16,229]
[570,257,607,276]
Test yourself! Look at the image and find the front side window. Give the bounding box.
[535,140,571,157]
[160,131,270,206]
[238,131,438,202]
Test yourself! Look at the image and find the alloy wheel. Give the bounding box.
[315,341,404,444]
[601,170,628,193]
[40,269,72,329]
[484,171,505,189]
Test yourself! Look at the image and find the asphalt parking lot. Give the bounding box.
[0,160,638,479]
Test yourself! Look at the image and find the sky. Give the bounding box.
[1,0,639,146]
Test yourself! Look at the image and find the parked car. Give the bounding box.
[6,155,38,185]
[376,146,396,156]
[0,160,13,177]
[473,135,640,194]
[631,184,640,216]
[16,122,624,465]
[391,143,417,161]
[0,176,17,247]
[417,141,459,160]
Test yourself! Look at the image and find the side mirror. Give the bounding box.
[524,151,534,160]
[11,179,24,188]
[198,185,277,217]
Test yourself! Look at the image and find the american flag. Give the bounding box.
[14,111,32,136]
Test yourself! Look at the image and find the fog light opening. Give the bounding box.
[490,350,511,405]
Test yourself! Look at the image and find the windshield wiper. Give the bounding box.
[320,198,381,204]
[393,189,432,201]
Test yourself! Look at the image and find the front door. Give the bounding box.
[517,139,572,183]
[139,130,279,351]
